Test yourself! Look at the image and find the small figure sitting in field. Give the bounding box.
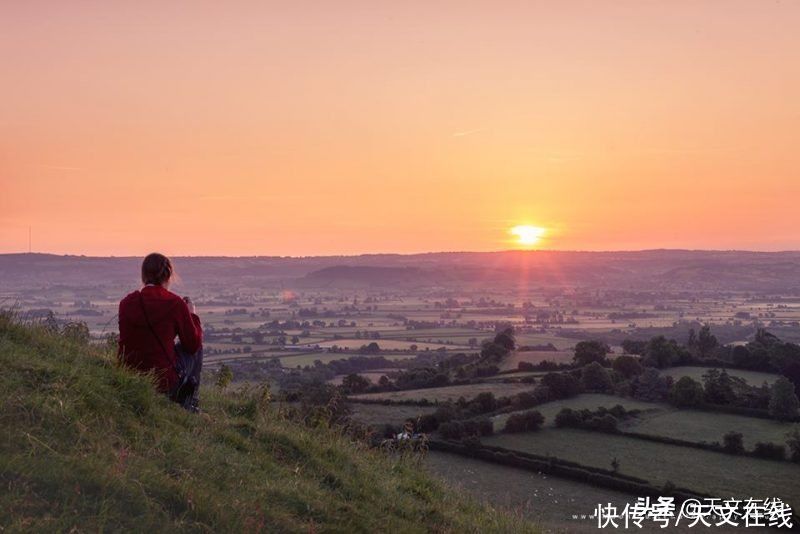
[118,253,204,412]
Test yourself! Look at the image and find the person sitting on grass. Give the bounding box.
[118,252,203,412]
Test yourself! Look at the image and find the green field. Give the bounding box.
[484,428,800,508]
[660,366,780,386]
[624,409,800,448]
[425,451,646,533]
[351,383,536,403]
[491,393,800,446]
[514,333,578,351]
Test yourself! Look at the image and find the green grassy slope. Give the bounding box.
[0,316,535,533]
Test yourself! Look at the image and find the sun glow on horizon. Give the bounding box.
[510,225,547,248]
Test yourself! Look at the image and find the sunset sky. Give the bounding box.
[2,1,799,256]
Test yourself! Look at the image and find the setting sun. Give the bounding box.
[510,225,546,248]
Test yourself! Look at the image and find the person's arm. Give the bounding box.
[175,296,203,354]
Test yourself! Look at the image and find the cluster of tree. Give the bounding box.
[437,352,482,374]
[438,419,494,440]
[573,341,611,366]
[581,362,614,393]
[481,327,516,361]
[540,371,582,399]
[627,336,694,368]
[261,319,308,330]
[554,405,640,433]
[503,410,545,433]
[323,355,403,375]
[358,342,381,354]
[433,298,461,309]
[394,367,450,390]
[516,343,558,352]
[628,369,672,402]
[451,328,516,379]
[410,388,550,434]
[616,328,716,367]
[276,351,459,395]
[567,328,800,420]
[686,325,719,358]
[620,327,800,400]
[339,374,372,394]
[751,442,787,461]
[720,430,793,461]
[715,329,800,389]
[668,371,799,421]
[566,321,752,351]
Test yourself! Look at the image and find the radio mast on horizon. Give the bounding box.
[28,226,31,253]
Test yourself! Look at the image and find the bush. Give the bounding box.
[608,405,629,419]
[722,431,745,454]
[632,368,670,402]
[472,392,497,413]
[670,376,704,408]
[786,429,800,463]
[553,406,631,433]
[554,408,582,428]
[752,442,786,460]
[587,414,618,432]
[216,364,234,389]
[613,355,644,379]
[511,391,539,409]
[541,372,581,399]
[573,341,610,366]
[504,411,545,433]
[439,419,493,440]
[614,380,633,397]
[417,413,440,432]
[475,418,495,437]
[581,362,613,393]
[439,421,464,440]
[702,369,736,405]
[769,377,800,422]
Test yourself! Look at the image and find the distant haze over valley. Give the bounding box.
[2,250,800,293]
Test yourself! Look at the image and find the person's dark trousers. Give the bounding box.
[170,343,203,412]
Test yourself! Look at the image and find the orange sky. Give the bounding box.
[2,1,799,256]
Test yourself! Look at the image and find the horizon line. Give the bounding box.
[2,247,800,260]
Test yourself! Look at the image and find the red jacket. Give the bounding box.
[118,285,203,392]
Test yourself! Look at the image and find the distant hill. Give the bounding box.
[2,250,800,291]
[0,315,534,532]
